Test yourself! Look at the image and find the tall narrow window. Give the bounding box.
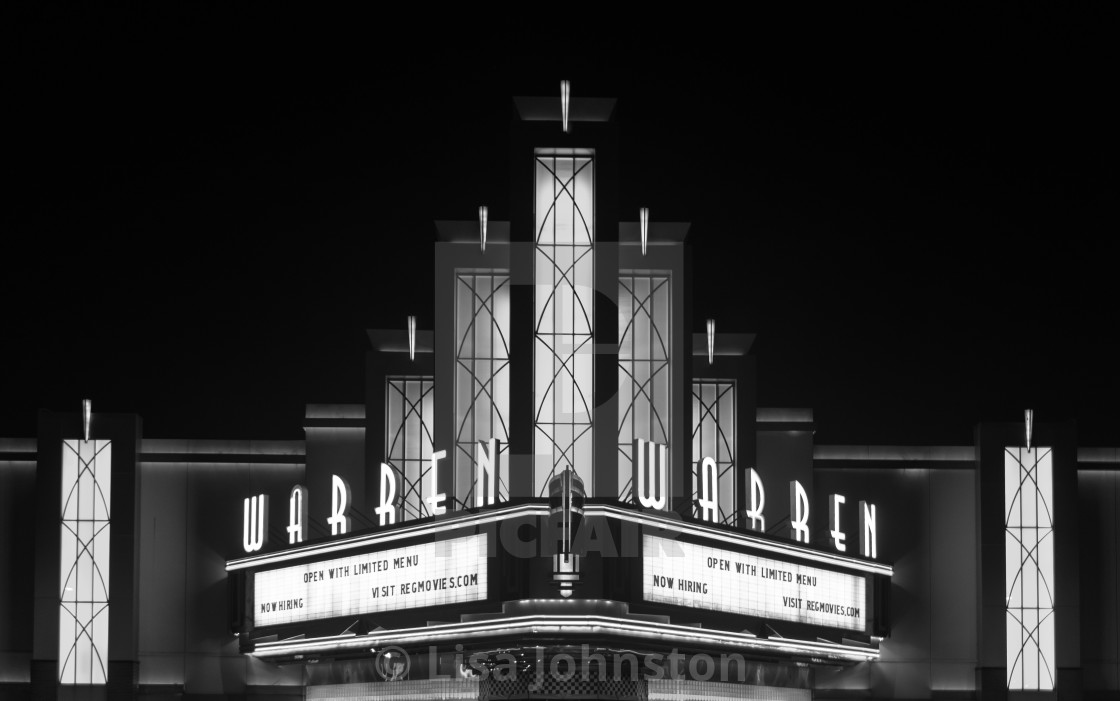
[691,381,736,524]
[534,153,594,496]
[455,272,511,507]
[617,274,671,501]
[1005,446,1055,690]
[385,377,435,521]
[59,439,111,684]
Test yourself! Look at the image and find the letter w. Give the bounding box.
[243,494,269,552]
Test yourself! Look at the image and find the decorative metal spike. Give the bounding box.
[1025,409,1034,451]
[706,319,716,365]
[407,316,417,362]
[560,80,570,133]
[640,207,649,255]
[479,205,488,253]
[82,399,91,442]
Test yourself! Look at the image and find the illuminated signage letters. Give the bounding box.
[475,439,500,508]
[634,438,668,510]
[745,468,765,532]
[252,534,488,626]
[243,494,268,553]
[287,485,307,544]
[790,481,810,544]
[376,463,398,526]
[642,534,867,631]
[696,456,718,523]
[327,474,352,536]
[239,436,880,561]
[426,450,448,516]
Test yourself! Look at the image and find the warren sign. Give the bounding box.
[241,438,880,561]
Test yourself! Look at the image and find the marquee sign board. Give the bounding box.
[642,534,867,632]
[252,534,488,627]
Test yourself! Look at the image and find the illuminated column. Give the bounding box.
[35,406,141,695]
[618,273,671,503]
[454,273,510,508]
[1005,446,1056,690]
[534,152,595,496]
[59,439,112,684]
[691,381,736,524]
[385,376,435,521]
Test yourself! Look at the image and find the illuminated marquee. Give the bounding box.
[253,534,488,627]
[642,534,867,631]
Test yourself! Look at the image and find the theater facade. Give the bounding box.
[1,89,1118,701]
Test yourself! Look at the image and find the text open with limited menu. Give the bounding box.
[253,534,487,627]
[642,534,866,631]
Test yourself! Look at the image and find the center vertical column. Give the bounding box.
[532,151,595,497]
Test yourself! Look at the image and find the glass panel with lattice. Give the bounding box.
[59,439,111,684]
[691,381,736,524]
[534,153,594,496]
[618,273,671,501]
[454,272,510,507]
[386,377,435,521]
[1005,446,1055,690]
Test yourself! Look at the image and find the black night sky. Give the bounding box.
[5,6,1117,446]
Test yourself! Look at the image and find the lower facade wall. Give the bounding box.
[1078,471,1120,697]
[813,468,979,698]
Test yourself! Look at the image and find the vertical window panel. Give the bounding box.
[59,439,111,685]
[1005,447,1055,691]
[534,154,594,496]
[691,381,736,525]
[617,274,671,500]
[454,273,511,507]
[386,378,435,522]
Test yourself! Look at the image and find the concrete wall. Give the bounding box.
[0,441,36,687]
[813,467,978,699]
[1078,470,1120,699]
[137,441,306,697]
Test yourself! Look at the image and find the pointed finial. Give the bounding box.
[706,319,716,365]
[560,80,571,133]
[82,399,92,442]
[640,207,649,255]
[479,205,488,253]
[407,316,417,362]
[1025,409,1034,451]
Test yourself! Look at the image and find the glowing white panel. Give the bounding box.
[534,153,594,496]
[642,535,866,631]
[386,377,435,521]
[59,439,111,685]
[1005,447,1055,690]
[691,381,735,524]
[454,273,510,507]
[253,535,487,627]
[618,274,671,501]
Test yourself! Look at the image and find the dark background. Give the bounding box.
[4,4,1116,445]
